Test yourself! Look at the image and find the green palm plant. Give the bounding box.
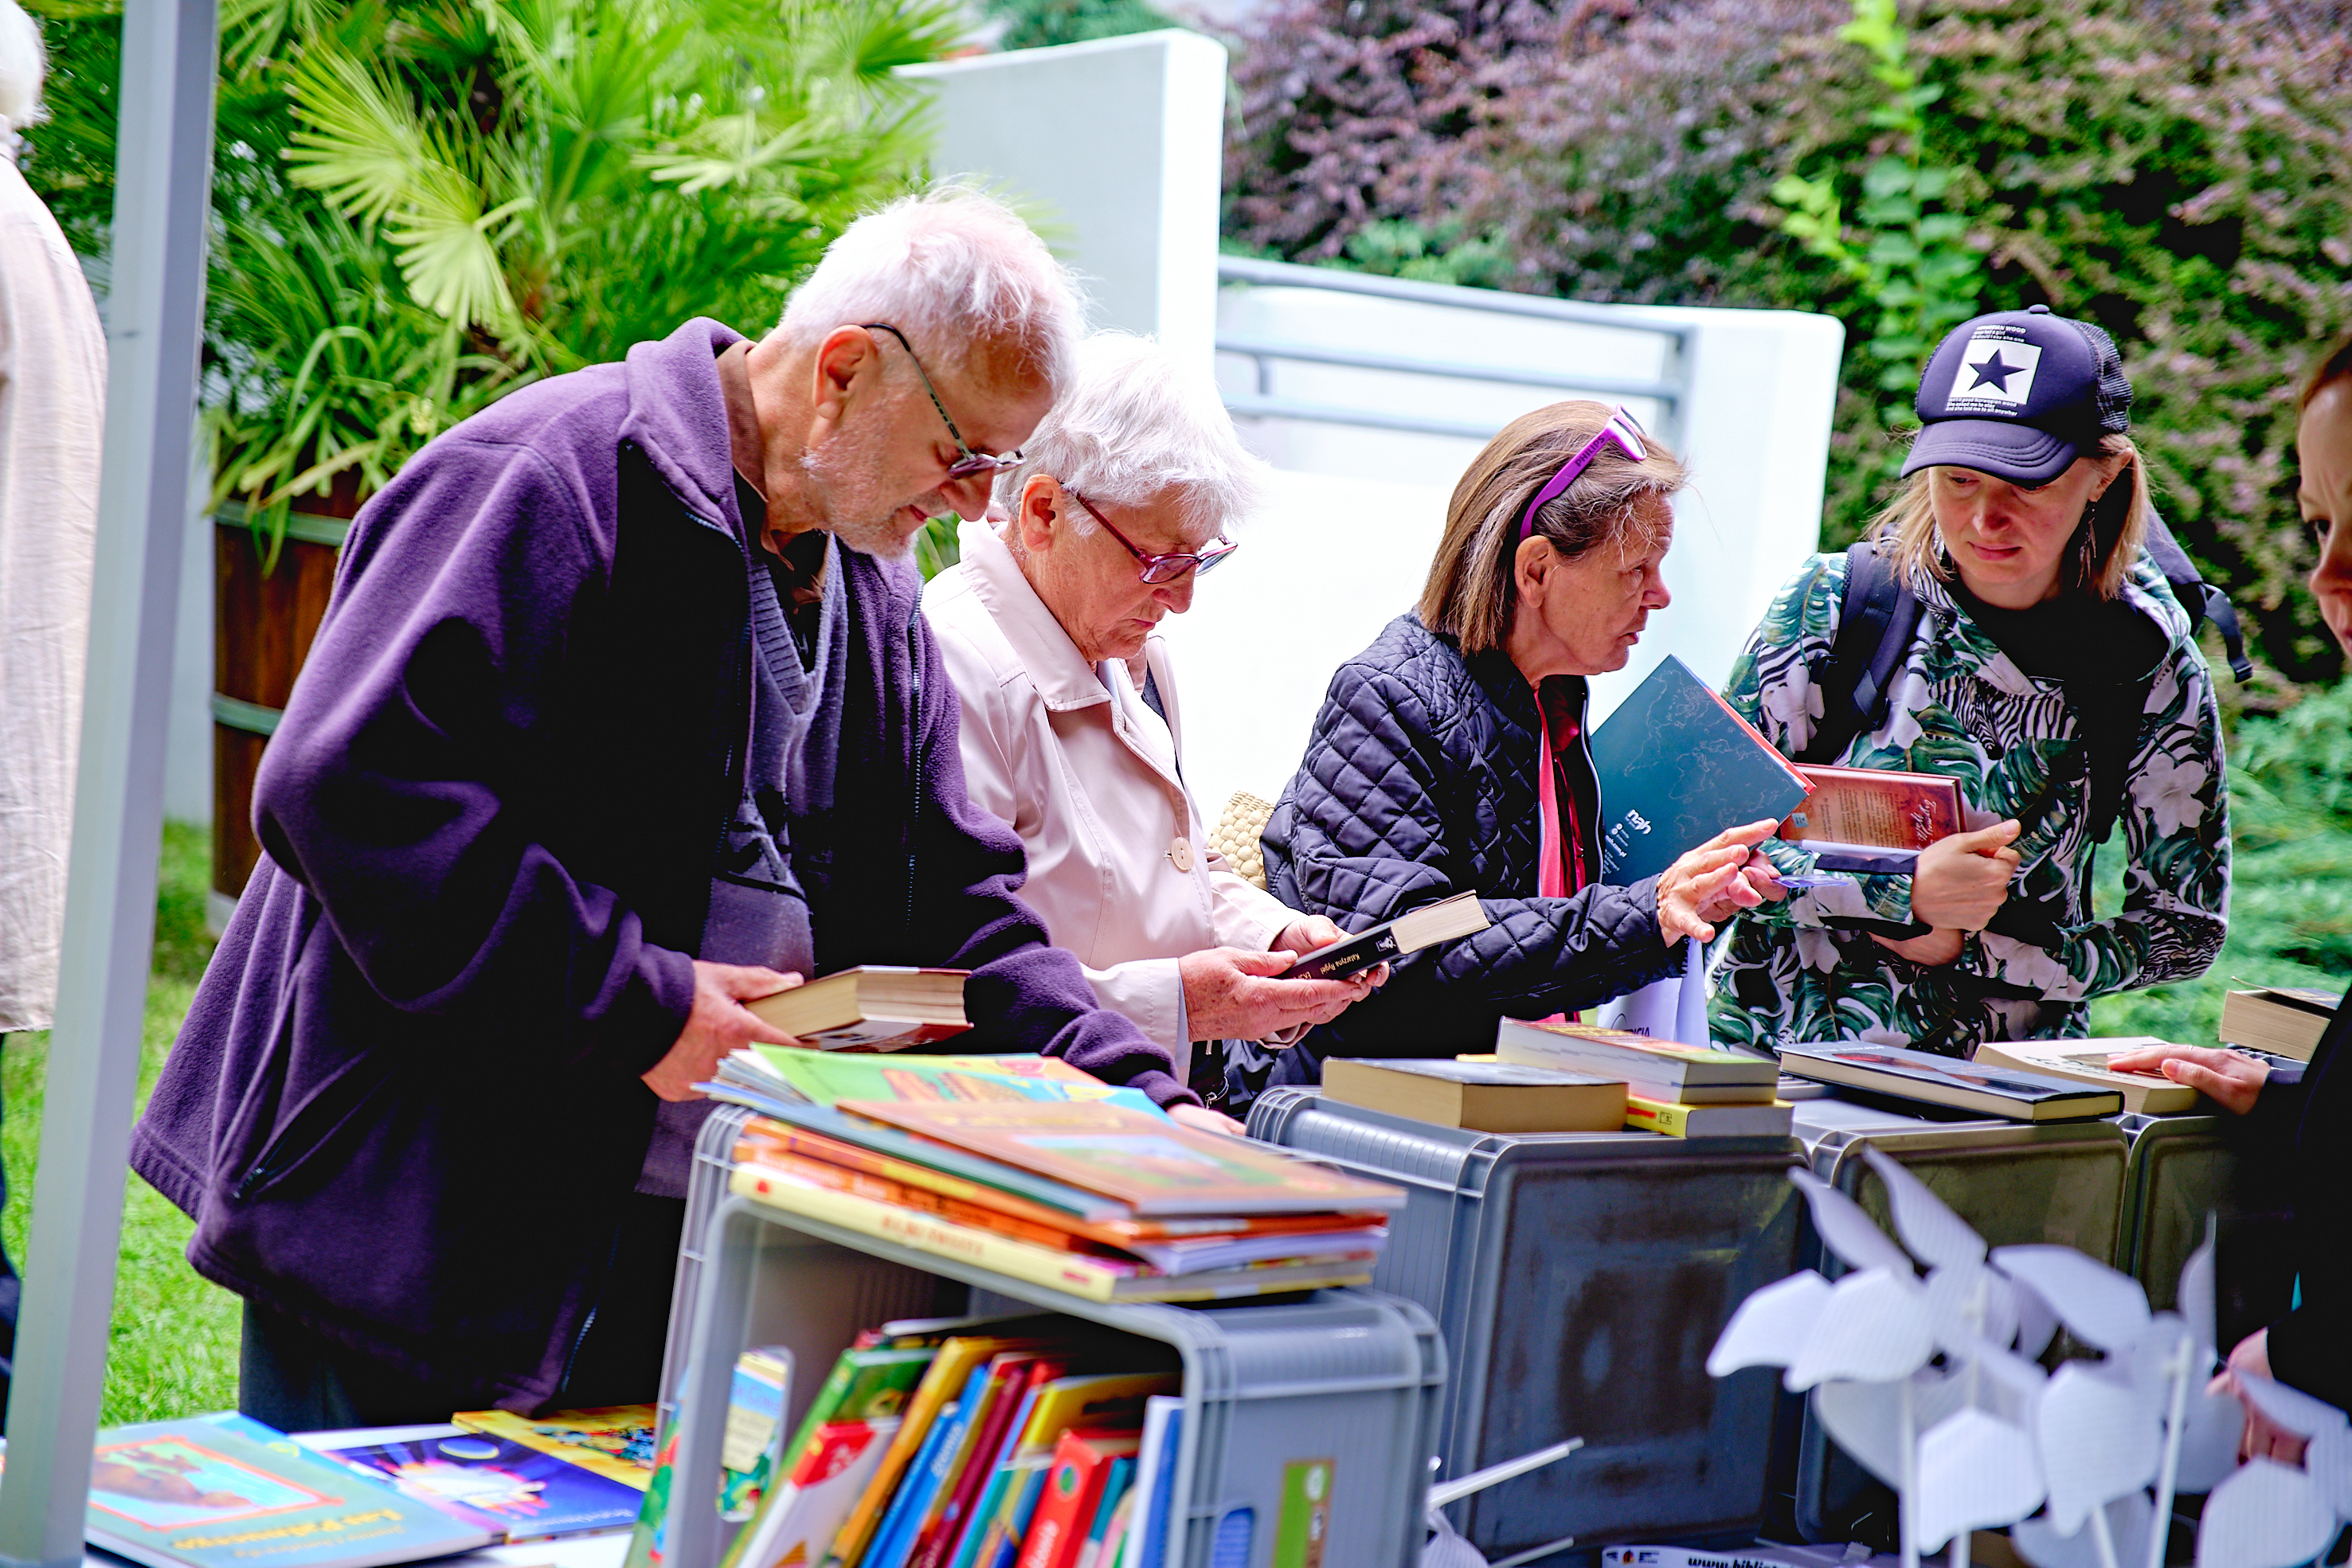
[276,0,960,379]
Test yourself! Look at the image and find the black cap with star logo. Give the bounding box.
[1900,304,2133,486]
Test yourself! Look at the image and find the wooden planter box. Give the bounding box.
[210,502,350,923]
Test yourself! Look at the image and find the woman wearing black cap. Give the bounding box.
[1709,305,2231,1057]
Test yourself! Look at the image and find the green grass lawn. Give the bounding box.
[2,820,241,1424]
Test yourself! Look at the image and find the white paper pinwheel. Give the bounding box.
[1705,1165,2351,1568]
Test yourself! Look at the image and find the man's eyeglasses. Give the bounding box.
[861,322,1024,481]
[1517,405,1651,542]
[1067,491,1239,585]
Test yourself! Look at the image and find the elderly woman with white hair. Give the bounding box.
[923,334,1378,1130]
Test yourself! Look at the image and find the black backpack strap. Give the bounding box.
[2143,510,2253,682]
[1800,542,1924,766]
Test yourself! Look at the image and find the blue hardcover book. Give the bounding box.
[941,1384,1044,1568]
[320,1431,644,1541]
[1587,655,1810,884]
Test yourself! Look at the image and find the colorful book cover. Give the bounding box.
[911,1355,1057,1568]
[1587,654,1810,883]
[320,1431,641,1542]
[1074,1457,1134,1568]
[1779,764,1965,852]
[749,1050,1168,1121]
[865,1378,985,1568]
[1013,1431,1141,1568]
[1779,1042,2123,1119]
[728,1417,899,1568]
[722,1348,795,1520]
[74,1420,491,1568]
[835,1100,1407,1218]
[452,1406,656,1489]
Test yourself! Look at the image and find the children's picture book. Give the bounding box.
[1493,1019,1778,1101]
[451,1406,656,1489]
[835,1099,1407,1218]
[66,1419,492,1568]
[738,1048,1167,1120]
[746,966,972,1050]
[1278,890,1489,981]
[726,1417,901,1568]
[1778,1042,2123,1120]
[319,1430,642,1541]
[1587,655,1811,884]
[1321,1056,1626,1133]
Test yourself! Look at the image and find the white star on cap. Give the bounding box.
[1947,334,2043,410]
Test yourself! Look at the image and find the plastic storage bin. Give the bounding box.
[659,1148,1446,1568]
[2117,1111,2298,1347]
[1787,1104,2130,1546]
[1246,1086,1805,1567]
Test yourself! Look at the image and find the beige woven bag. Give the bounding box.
[1209,790,1278,891]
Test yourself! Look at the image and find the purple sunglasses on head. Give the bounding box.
[1517,405,1651,541]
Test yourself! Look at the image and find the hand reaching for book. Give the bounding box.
[1178,946,1376,1044]
[2104,1041,2268,1115]
[1908,820,2021,930]
[1656,819,1781,945]
[640,961,804,1102]
[1169,1102,1247,1137]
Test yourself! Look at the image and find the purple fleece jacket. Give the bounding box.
[131,319,1192,1410]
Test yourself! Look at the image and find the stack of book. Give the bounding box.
[1492,1020,1793,1137]
[683,1320,1190,1568]
[713,1046,1169,1120]
[715,1084,1404,1305]
[1778,1042,2122,1120]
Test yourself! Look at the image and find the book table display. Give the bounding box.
[655,1109,1447,1568]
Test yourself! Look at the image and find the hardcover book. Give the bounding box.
[1493,1019,1779,1101]
[1588,655,1811,884]
[1279,890,1489,981]
[1970,1038,2205,1115]
[748,966,972,1050]
[834,1099,1409,1217]
[63,1419,493,1568]
[319,1430,643,1542]
[1778,765,1965,870]
[1778,1043,2123,1120]
[1321,1057,1627,1133]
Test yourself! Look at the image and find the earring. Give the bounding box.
[2072,511,2100,589]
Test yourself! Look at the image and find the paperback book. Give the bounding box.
[1492,1019,1779,1103]
[2217,986,2339,1062]
[1621,1094,1794,1139]
[1778,1042,2123,1120]
[1321,1057,1626,1133]
[1279,890,1489,981]
[450,1406,655,1489]
[319,1429,643,1542]
[1970,1038,2205,1115]
[1778,765,1964,873]
[730,1047,1165,1120]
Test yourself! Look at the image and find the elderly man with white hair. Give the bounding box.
[924,334,1379,1122]
[133,190,1202,1429]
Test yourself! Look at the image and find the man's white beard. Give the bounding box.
[799,416,940,561]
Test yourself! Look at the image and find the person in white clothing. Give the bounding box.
[0,0,106,1426]
[923,334,1379,1128]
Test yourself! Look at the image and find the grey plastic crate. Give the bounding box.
[2117,1111,2298,1347]
[1246,1085,1805,1567]
[662,1187,1446,1568]
[1787,1106,2131,1547]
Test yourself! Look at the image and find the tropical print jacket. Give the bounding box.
[1710,548,2230,1056]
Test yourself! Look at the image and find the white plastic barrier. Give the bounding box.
[899,31,1228,370]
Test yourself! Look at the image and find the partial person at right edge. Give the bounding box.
[1257,401,1782,1109]
[1711,306,2231,1058]
[2111,337,2352,1441]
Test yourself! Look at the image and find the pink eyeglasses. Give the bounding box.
[1517,406,1652,541]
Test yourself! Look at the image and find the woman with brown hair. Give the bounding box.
[1711,306,2231,1058]
[1253,400,1783,1103]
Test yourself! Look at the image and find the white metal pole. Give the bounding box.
[0,0,217,1561]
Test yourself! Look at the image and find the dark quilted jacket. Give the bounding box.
[1262,612,1680,1089]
